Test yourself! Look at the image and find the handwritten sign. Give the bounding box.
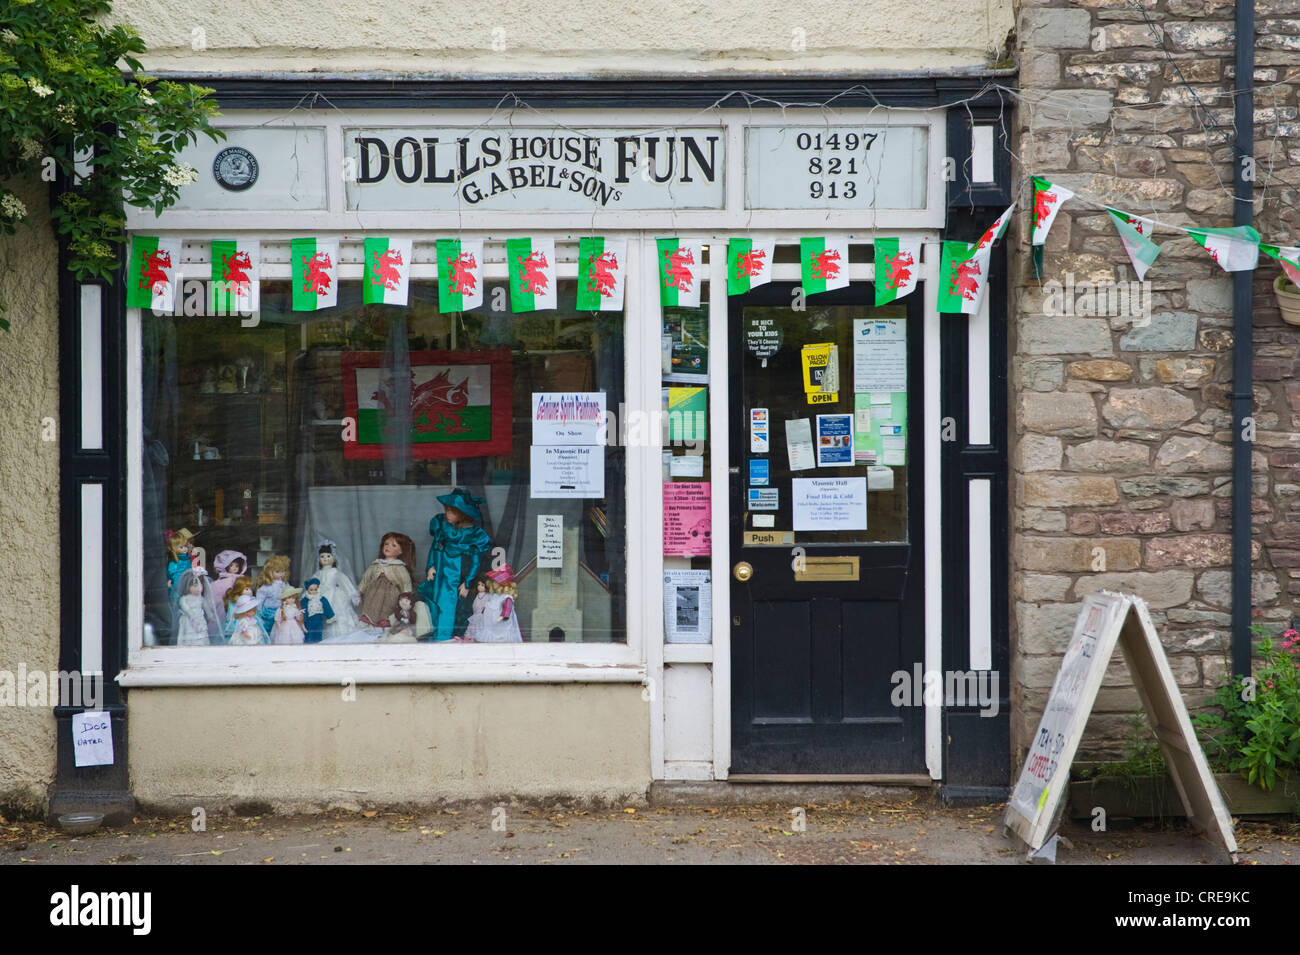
[72,711,114,768]
[537,515,563,567]
[1005,591,1238,860]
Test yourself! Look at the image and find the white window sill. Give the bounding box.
[119,645,646,687]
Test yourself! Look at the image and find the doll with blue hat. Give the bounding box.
[418,487,492,641]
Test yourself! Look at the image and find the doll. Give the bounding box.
[358,532,416,627]
[227,592,269,645]
[301,578,335,644]
[378,592,418,644]
[314,540,366,639]
[269,586,306,645]
[418,488,492,642]
[221,575,254,641]
[211,550,248,625]
[460,565,522,643]
[256,555,292,633]
[167,528,198,598]
[172,567,222,646]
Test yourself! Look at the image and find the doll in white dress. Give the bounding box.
[269,587,306,645]
[314,540,367,640]
[173,567,222,646]
[228,592,270,645]
[460,565,522,643]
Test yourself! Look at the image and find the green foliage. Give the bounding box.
[1193,624,1300,791]
[0,0,222,293]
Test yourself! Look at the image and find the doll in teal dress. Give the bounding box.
[418,488,492,642]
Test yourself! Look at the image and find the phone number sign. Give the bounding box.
[743,125,930,211]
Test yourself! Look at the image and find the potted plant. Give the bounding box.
[1069,626,1300,819]
[1275,274,1300,326]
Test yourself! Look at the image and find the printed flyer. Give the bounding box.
[664,481,712,556]
[816,413,854,467]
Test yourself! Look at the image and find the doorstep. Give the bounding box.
[649,777,936,807]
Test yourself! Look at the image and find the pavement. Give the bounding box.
[3,791,1295,864]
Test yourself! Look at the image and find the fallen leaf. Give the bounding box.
[624,808,637,814]
[263,857,274,863]
[361,811,378,818]
[210,850,223,856]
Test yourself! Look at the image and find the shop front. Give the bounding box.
[54,80,1013,814]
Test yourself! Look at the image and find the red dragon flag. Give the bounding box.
[1189,225,1262,272]
[576,237,627,311]
[976,203,1016,255]
[436,238,484,313]
[363,237,412,306]
[800,237,850,295]
[126,236,181,311]
[210,239,260,314]
[873,238,921,306]
[290,238,338,311]
[937,240,986,315]
[1107,208,1161,282]
[507,237,557,312]
[657,238,703,308]
[727,237,775,295]
[1031,177,1073,277]
[1261,244,1300,285]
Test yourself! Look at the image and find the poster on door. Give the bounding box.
[664,481,712,556]
[792,477,867,531]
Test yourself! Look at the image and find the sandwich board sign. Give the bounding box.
[1005,590,1237,861]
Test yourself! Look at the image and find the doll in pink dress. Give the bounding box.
[211,550,248,626]
[269,587,306,645]
[459,565,522,643]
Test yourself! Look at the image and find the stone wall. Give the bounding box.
[1012,0,1300,760]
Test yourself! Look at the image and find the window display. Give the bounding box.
[140,271,628,647]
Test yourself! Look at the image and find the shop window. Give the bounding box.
[142,277,626,647]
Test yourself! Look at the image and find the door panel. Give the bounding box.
[730,283,925,774]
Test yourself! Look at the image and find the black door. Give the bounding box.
[729,283,925,773]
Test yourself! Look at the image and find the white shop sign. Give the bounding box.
[744,125,929,210]
[345,127,725,212]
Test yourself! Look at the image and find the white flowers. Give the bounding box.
[55,103,75,124]
[1,193,28,220]
[27,79,52,97]
[141,93,157,107]
[1,29,19,44]
[162,162,198,187]
[18,137,42,160]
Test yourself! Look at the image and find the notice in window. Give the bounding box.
[853,318,906,393]
[530,445,604,498]
[792,477,868,531]
[664,570,712,644]
[664,481,711,556]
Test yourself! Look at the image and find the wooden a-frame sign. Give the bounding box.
[1005,590,1238,861]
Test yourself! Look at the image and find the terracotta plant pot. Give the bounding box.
[1275,274,1300,326]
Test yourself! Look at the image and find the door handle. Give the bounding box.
[733,561,753,582]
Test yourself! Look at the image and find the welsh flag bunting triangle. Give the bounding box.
[290,238,338,311]
[937,240,987,315]
[576,236,627,311]
[800,236,849,295]
[362,237,412,305]
[873,238,921,306]
[657,238,703,308]
[436,238,483,313]
[1107,208,1160,282]
[126,235,181,311]
[976,203,1016,255]
[210,239,260,314]
[507,237,557,312]
[1032,178,1072,277]
[1261,244,1300,285]
[728,237,774,295]
[1189,224,1262,272]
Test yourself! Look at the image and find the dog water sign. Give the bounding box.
[72,711,114,768]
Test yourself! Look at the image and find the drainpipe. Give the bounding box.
[1231,0,1255,678]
